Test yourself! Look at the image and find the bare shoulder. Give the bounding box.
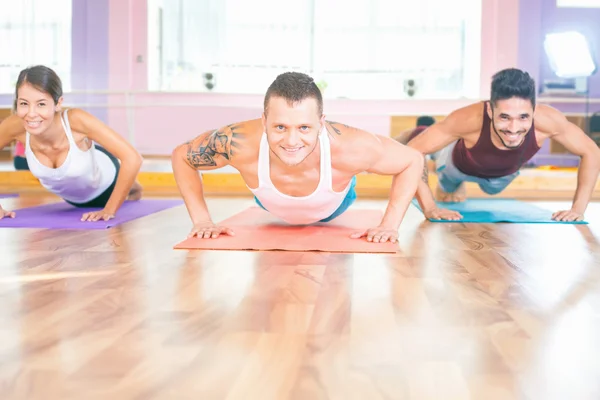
[211,118,263,159]
[61,108,112,141]
[0,114,26,141]
[324,120,358,138]
[63,107,87,121]
[62,107,97,130]
[439,101,486,136]
[325,120,379,151]
[532,103,570,137]
[60,108,98,139]
[325,120,407,172]
[178,118,262,170]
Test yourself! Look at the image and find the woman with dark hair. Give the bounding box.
[0,65,143,221]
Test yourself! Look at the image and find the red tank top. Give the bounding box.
[451,102,540,178]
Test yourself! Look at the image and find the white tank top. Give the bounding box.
[247,128,352,225]
[25,110,117,204]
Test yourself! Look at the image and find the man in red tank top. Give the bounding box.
[407,68,600,223]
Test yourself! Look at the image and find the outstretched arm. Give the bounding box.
[327,120,423,242]
[171,124,245,236]
[406,118,461,214]
[540,106,600,221]
[365,135,424,233]
[329,124,423,242]
[70,109,143,216]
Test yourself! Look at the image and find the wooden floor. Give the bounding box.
[1,193,600,399]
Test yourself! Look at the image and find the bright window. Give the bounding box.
[148,0,481,99]
[556,0,600,7]
[0,0,72,95]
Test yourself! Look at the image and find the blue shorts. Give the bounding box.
[433,141,519,195]
[254,175,357,222]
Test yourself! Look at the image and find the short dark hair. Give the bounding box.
[416,116,435,127]
[490,68,536,108]
[15,65,63,105]
[264,72,323,116]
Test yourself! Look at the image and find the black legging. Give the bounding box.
[64,146,121,208]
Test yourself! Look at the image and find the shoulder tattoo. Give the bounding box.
[186,124,244,168]
[326,120,353,136]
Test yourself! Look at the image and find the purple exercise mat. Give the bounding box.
[0,193,18,198]
[0,199,183,229]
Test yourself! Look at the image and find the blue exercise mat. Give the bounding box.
[411,198,588,224]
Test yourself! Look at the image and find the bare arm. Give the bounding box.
[171,124,243,225]
[365,135,424,230]
[326,120,424,234]
[0,114,25,149]
[406,116,464,212]
[69,109,143,214]
[392,127,418,145]
[328,120,423,231]
[539,105,600,216]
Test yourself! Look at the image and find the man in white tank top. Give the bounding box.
[172,72,424,244]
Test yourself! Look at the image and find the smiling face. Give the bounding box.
[262,95,324,167]
[487,97,534,149]
[15,82,61,135]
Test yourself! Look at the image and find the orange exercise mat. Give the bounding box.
[173,207,399,253]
